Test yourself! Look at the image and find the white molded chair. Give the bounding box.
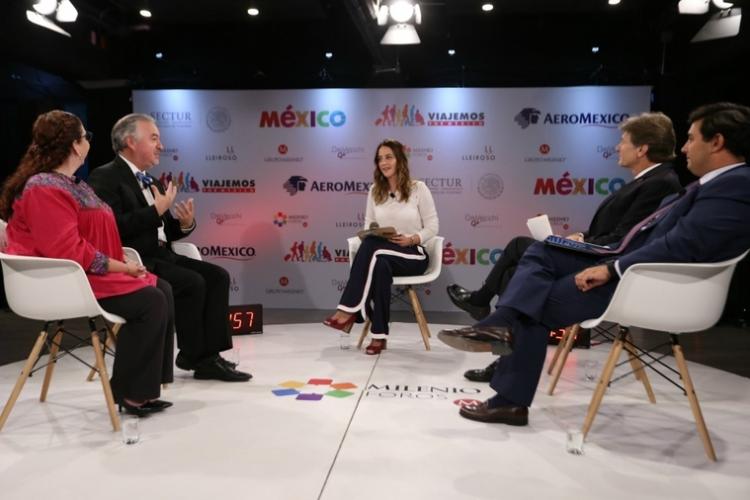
[347,236,444,350]
[172,241,202,261]
[579,250,750,461]
[0,251,124,432]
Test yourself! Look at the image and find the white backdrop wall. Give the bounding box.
[132,87,651,310]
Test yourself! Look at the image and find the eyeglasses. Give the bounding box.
[82,130,93,142]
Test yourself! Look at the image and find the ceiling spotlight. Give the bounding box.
[591,46,600,53]
[447,49,456,55]
[26,9,71,36]
[608,0,621,5]
[381,23,420,45]
[712,0,734,8]
[325,51,333,59]
[56,0,78,22]
[32,0,57,16]
[139,9,152,18]
[155,52,163,59]
[390,1,415,23]
[247,7,260,16]
[481,3,494,12]
[678,0,710,14]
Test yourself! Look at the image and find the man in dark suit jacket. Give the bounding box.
[438,102,750,425]
[449,112,681,382]
[88,113,251,382]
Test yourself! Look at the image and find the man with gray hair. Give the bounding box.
[89,113,251,382]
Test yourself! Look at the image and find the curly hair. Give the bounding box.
[371,139,413,204]
[0,110,83,219]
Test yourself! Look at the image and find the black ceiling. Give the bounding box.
[1,0,749,89]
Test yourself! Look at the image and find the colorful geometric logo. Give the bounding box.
[273,211,288,227]
[272,378,358,401]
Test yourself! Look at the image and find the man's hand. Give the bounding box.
[574,265,611,292]
[151,181,177,216]
[173,198,195,228]
[566,232,585,242]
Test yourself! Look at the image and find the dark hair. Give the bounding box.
[688,102,750,159]
[0,110,83,219]
[620,112,676,163]
[372,139,413,204]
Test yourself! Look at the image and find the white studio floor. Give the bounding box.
[1,322,749,500]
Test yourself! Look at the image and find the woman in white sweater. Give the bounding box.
[323,140,439,354]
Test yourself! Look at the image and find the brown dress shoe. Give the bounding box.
[459,400,528,426]
[437,326,513,355]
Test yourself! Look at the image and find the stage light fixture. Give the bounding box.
[139,9,152,18]
[376,1,422,45]
[56,0,77,22]
[481,3,494,12]
[32,0,56,16]
[247,7,259,16]
[678,0,710,14]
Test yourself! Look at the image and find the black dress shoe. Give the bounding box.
[175,352,196,371]
[447,284,491,321]
[217,356,238,370]
[194,356,252,382]
[464,359,500,383]
[438,326,514,355]
[143,399,173,411]
[116,399,160,417]
[459,400,528,426]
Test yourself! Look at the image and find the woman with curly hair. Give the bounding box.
[323,139,439,354]
[0,110,174,416]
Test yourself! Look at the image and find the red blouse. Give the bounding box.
[5,172,157,299]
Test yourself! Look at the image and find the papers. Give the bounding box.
[526,214,553,241]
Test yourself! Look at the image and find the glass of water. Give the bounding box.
[121,415,139,445]
[566,429,584,455]
[583,360,600,382]
[339,331,351,350]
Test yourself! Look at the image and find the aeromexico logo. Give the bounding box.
[375,104,485,127]
[282,176,371,196]
[515,107,629,129]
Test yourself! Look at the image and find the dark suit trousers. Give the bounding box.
[474,236,535,305]
[98,278,175,401]
[477,242,618,406]
[150,250,232,362]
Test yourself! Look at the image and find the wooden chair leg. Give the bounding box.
[406,287,431,350]
[91,329,120,432]
[356,320,371,349]
[0,330,49,432]
[672,341,717,461]
[87,322,120,382]
[40,328,64,402]
[624,332,656,403]
[547,328,569,375]
[582,332,625,438]
[547,324,579,395]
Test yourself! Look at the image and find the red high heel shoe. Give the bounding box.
[365,339,387,355]
[323,313,356,333]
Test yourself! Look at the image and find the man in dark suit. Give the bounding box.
[438,102,750,425]
[449,112,681,382]
[88,113,251,382]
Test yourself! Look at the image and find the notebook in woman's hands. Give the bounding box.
[356,226,398,240]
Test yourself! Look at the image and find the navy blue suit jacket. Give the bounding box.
[618,164,750,272]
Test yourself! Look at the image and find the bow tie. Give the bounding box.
[135,171,153,187]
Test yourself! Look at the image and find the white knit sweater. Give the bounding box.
[364,180,439,244]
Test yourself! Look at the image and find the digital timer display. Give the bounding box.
[227,304,263,334]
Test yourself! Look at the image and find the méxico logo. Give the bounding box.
[272,378,358,401]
